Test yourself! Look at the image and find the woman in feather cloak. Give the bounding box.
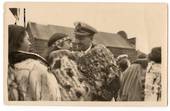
[45,33,90,101]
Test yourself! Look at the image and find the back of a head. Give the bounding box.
[117,54,128,62]
[149,47,161,63]
[134,53,148,69]
[137,53,147,59]
[8,25,26,53]
[118,59,129,72]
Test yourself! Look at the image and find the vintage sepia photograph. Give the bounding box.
[4,2,167,106]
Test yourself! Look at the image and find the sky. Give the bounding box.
[7,3,167,54]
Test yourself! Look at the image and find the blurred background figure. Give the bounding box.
[118,53,148,101]
[144,47,161,101]
[116,54,131,73]
[8,25,61,101]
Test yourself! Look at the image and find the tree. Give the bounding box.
[117,30,128,39]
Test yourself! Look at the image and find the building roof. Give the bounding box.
[94,32,134,49]
[27,22,135,49]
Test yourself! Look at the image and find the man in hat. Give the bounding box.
[73,22,120,101]
[73,22,97,53]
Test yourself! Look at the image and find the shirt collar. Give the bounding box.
[84,43,92,54]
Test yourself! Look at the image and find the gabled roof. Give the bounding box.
[94,32,134,49]
[27,22,74,40]
[27,22,134,49]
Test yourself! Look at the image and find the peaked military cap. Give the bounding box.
[74,22,97,36]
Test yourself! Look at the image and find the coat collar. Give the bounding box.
[9,51,48,66]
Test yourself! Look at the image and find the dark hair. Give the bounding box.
[117,59,129,72]
[48,33,68,47]
[133,53,148,69]
[8,25,26,53]
[148,47,161,63]
[137,53,147,59]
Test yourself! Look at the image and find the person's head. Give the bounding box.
[48,33,72,50]
[117,54,130,72]
[134,53,148,69]
[74,22,97,51]
[9,25,31,53]
[137,53,147,59]
[117,59,129,72]
[148,47,161,63]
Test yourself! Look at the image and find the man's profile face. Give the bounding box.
[75,35,92,51]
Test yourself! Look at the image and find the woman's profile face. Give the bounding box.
[62,39,72,50]
[19,32,31,52]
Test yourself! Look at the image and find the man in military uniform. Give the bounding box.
[73,22,97,53]
[73,22,120,101]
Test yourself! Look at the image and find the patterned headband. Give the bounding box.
[52,37,71,48]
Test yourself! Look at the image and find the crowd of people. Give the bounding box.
[8,22,161,102]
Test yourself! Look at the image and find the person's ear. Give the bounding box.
[91,35,94,40]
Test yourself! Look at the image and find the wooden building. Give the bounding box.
[27,22,137,61]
